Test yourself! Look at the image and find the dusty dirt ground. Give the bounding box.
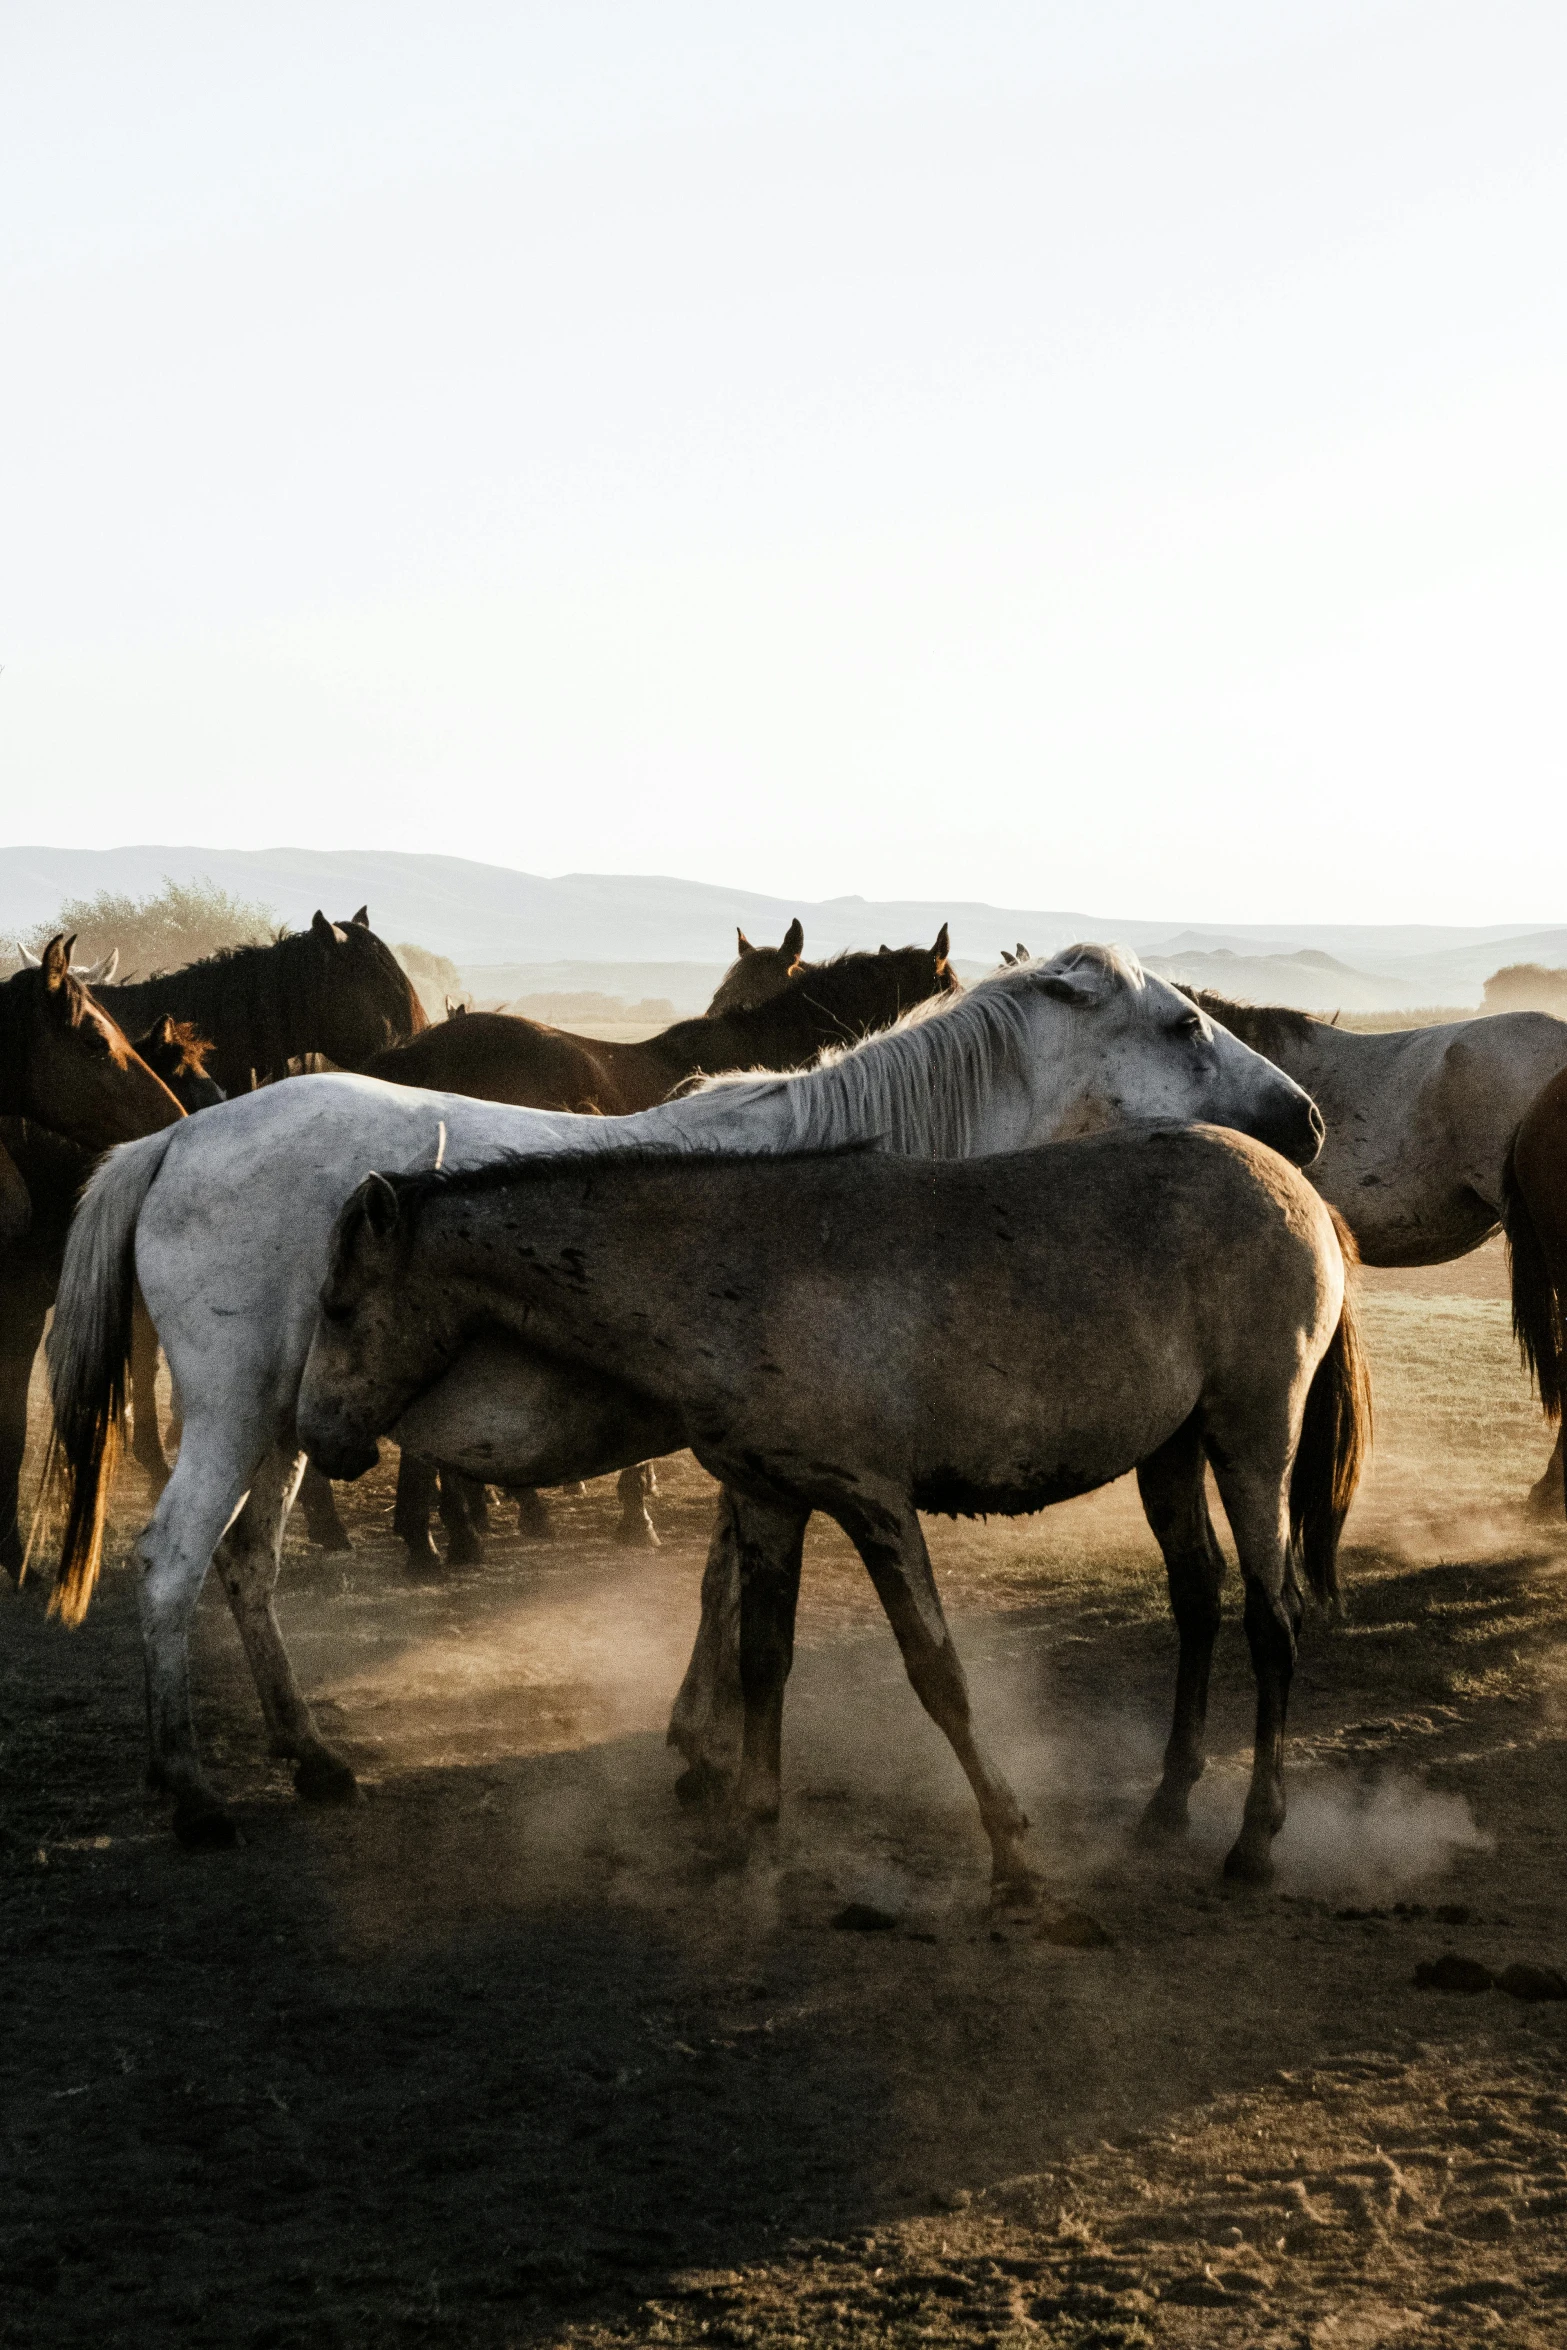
[3,1237,1566,2348]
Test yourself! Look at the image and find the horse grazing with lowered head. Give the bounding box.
[93,907,425,1097]
[301,1130,1367,1894]
[43,944,1324,1848]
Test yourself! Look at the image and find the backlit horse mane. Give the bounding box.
[702,945,1147,1161]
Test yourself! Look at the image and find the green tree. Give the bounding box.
[15,877,279,980]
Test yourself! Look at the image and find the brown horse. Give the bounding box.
[94,908,425,1096]
[363,930,952,1115]
[704,920,806,1014]
[372,932,957,1559]
[0,963,192,1576]
[0,937,185,1146]
[0,1020,221,1576]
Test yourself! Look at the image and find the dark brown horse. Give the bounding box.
[363,930,953,1114]
[704,920,805,1014]
[0,970,195,1577]
[95,908,425,1096]
[0,1020,221,1576]
[370,933,957,1559]
[0,939,185,1146]
[1502,1065,1567,1502]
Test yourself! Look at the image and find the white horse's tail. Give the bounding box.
[44,1127,181,1624]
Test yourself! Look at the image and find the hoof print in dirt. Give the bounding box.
[1038,1909,1113,1950]
[1495,1961,1567,2002]
[832,1901,900,1933]
[1414,1952,1493,1994]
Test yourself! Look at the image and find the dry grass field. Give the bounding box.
[3,1238,1566,2347]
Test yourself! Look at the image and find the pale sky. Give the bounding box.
[2,3,1563,922]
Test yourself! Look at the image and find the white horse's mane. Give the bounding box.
[690,943,1147,1159]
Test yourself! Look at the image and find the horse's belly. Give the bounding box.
[391,1332,682,1483]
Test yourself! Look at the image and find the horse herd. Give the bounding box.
[5,906,1567,1902]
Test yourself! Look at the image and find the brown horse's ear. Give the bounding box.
[932,922,950,961]
[312,910,348,946]
[42,934,73,990]
[153,1013,177,1047]
[879,943,891,954]
[736,928,753,955]
[351,906,370,928]
[782,918,804,957]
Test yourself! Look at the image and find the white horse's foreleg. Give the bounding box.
[213,1446,360,1806]
[667,1489,744,1801]
[614,1460,660,1548]
[137,1432,260,1848]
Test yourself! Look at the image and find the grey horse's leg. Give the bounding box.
[667,1490,744,1802]
[614,1461,660,1548]
[438,1468,486,1566]
[213,1447,360,1806]
[1204,1446,1300,1885]
[128,1296,171,1491]
[730,1495,809,1824]
[393,1451,442,1567]
[298,1460,352,1553]
[1134,1417,1226,1841]
[835,1487,1034,1896]
[511,1485,553,1541]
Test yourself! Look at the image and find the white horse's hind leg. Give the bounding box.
[137,1432,261,1848]
[213,1447,361,1806]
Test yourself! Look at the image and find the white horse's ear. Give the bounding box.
[1015,942,1029,962]
[1000,949,1017,967]
[78,948,119,985]
[359,1172,401,1241]
[17,941,41,968]
[1032,953,1105,1008]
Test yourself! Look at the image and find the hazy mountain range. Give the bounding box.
[3,844,1563,1013]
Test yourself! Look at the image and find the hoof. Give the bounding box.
[293,1755,361,1806]
[615,1519,661,1550]
[515,1498,553,1542]
[309,1525,353,1555]
[445,1532,484,1567]
[173,1803,241,1851]
[674,1758,730,1810]
[401,1538,442,1575]
[1222,1839,1275,1885]
[1134,1789,1192,1846]
[990,1867,1043,1912]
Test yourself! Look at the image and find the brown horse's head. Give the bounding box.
[0,939,184,1147]
[707,919,807,1016]
[132,1015,227,1111]
[300,907,429,1069]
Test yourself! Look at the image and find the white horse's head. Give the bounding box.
[998,944,1323,1163]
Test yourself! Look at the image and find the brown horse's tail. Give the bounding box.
[1289,1211,1372,1610]
[1502,1138,1563,1422]
[41,1127,180,1625]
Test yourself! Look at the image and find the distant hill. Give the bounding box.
[1,844,1557,1009]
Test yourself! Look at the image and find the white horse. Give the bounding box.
[46,947,1323,1845]
[1188,991,1567,1505]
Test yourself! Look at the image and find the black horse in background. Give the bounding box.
[93,908,425,1096]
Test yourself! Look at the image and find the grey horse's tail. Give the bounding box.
[1289,1210,1372,1609]
[1502,1138,1563,1422]
[43,1126,181,1625]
